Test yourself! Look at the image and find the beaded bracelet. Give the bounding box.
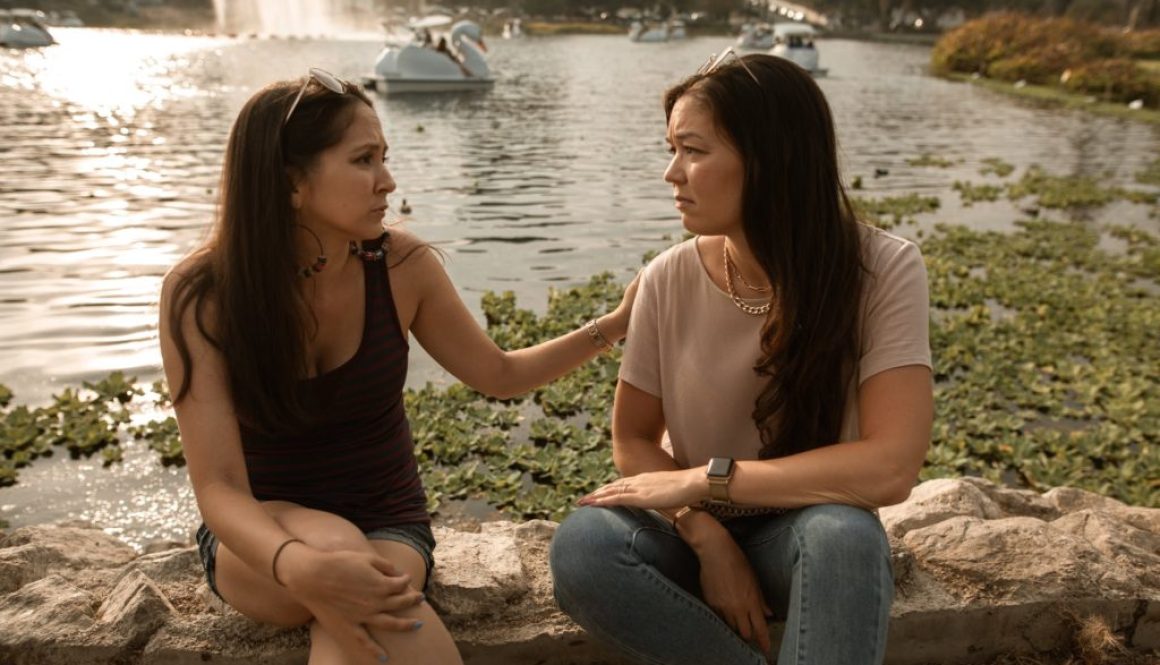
[271,537,305,587]
[584,319,612,351]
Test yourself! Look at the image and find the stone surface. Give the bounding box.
[0,479,1156,664]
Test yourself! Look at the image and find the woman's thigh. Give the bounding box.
[213,501,377,626]
[739,504,892,615]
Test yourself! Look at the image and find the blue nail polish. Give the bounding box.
[379,655,388,663]
[418,593,426,603]
[413,620,424,631]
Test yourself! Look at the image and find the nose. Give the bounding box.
[377,162,396,195]
[663,153,684,185]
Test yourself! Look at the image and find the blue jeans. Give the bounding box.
[549,504,892,665]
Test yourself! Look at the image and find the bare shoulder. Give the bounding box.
[386,226,443,274]
[160,252,217,331]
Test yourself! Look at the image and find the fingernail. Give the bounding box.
[412,620,424,631]
[379,655,388,663]
[417,593,426,603]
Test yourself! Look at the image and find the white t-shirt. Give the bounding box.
[618,225,931,468]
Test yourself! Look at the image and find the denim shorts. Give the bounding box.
[196,521,437,601]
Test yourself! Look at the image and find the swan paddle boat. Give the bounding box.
[362,17,493,94]
[769,23,826,77]
[0,9,55,48]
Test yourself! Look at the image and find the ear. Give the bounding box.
[286,167,306,210]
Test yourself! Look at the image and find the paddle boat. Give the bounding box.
[502,18,523,39]
[362,17,493,94]
[769,23,827,76]
[628,20,667,42]
[0,9,55,48]
[736,22,773,50]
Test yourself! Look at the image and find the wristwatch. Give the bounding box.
[706,457,735,503]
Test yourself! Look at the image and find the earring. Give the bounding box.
[296,225,328,278]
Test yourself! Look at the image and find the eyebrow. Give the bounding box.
[668,131,706,143]
[350,142,387,153]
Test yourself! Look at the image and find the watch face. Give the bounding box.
[707,457,734,478]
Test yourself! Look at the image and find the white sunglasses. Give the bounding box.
[284,67,348,125]
[696,47,760,85]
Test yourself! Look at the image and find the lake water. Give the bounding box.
[1,28,1157,548]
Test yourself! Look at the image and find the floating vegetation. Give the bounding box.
[1136,158,1160,187]
[980,158,1016,178]
[1004,165,1158,209]
[953,181,1004,206]
[2,217,1157,512]
[924,220,1158,506]
[851,194,941,230]
[907,153,956,168]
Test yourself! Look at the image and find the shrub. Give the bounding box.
[1064,59,1160,105]
[1121,29,1160,59]
[932,12,1118,76]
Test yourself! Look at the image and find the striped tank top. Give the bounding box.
[239,238,428,530]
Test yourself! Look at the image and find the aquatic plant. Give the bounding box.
[953,181,1004,206]
[851,194,941,230]
[980,158,1016,178]
[907,154,955,168]
[1137,158,1160,186]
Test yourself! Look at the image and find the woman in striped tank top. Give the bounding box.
[159,69,637,665]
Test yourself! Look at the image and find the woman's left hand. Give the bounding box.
[577,468,706,510]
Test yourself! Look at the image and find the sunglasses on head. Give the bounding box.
[284,67,348,125]
[695,47,760,85]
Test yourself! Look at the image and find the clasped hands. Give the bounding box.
[281,546,425,661]
[578,468,774,658]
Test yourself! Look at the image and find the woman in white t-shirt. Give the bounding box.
[550,52,932,665]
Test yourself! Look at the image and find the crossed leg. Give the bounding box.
[213,501,463,665]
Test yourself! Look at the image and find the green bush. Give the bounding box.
[1121,29,1160,59]
[932,13,1118,77]
[1064,59,1160,105]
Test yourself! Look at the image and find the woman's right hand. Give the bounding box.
[281,545,425,659]
[693,533,773,658]
[599,270,642,343]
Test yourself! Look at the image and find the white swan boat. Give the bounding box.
[736,23,773,50]
[362,17,493,94]
[502,18,523,39]
[769,23,826,76]
[0,9,55,48]
[628,20,668,42]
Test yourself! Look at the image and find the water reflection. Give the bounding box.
[0,29,1157,547]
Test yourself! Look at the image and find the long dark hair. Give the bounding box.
[664,55,865,460]
[168,75,375,434]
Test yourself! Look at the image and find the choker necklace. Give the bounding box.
[723,243,771,316]
[350,232,389,262]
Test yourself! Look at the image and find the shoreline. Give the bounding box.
[943,72,1160,126]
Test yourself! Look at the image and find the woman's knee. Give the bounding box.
[266,502,373,554]
[792,504,891,565]
[550,507,629,596]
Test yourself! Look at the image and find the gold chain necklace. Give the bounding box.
[723,243,771,316]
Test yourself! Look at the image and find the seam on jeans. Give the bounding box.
[743,523,794,549]
[789,524,808,665]
[628,528,767,665]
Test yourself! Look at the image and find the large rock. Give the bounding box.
[0,479,1156,664]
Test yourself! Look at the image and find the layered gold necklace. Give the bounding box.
[723,242,772,316]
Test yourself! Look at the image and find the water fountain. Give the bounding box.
[212,0,393,36]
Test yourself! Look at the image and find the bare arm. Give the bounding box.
[583,364,934,512]
[727,364,933,509]
[407,247,637,399]
[158,272,299,578]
